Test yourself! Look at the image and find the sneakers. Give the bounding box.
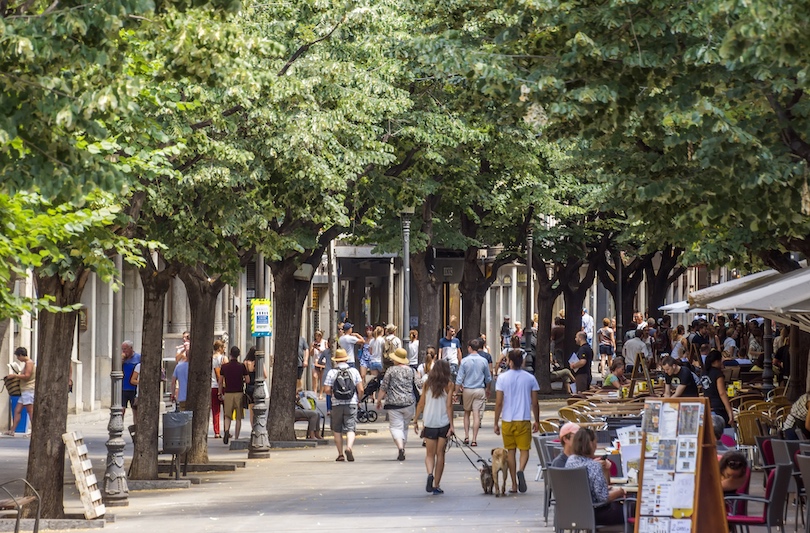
[223,432,230,445]
[517,470,527,493]
[432,488,444,495]
[397,449,405,461]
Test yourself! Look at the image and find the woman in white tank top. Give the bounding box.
[413,359,455,495]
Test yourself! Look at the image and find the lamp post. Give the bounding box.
[616,252,623,355]
[249,349,271,457]
[525,228,534,369]
[761,319,774,392]
[401,205,414,352]
[103,343,128,506]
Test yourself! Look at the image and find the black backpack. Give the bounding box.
[332,368,355,401]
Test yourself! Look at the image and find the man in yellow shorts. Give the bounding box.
[494,349,539,493]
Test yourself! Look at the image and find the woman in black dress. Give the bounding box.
[700,350,734,426]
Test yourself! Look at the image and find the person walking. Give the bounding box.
[121,340,141,420]
[376,348,419,461]
[323,348,363,462]
[243,346,266,424]
[596,318,615,373]
[338,322,365,368]
[170,352,189,410]
[581,308,596,347]
[218,346,249,445]
[311,330,328,399]
[413,359,455,495]
[408,329,420,370]
[211,339,227,438]
[4,347,36,436]
[318,336,335,416]
[493,349,539,494]
[438,326,462,380]
[455,338,492,447]
[571,331,594,393]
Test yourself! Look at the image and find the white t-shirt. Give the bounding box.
[133,363,141,397]
[581,313,595,338]
[495,369,539,422]
[323,363,362,405]
[369,337,385,364]
[622,337,649,366]
[408,339,419,366]
[211,353,226,388]
[338,334,359,364]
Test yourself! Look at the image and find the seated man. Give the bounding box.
[549,360,574,395]
[295,391,323,440]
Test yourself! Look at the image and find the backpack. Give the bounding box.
[384,336,397,360]
[655,327,672,354]
[332,368,355,401]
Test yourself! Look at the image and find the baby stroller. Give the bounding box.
[357,374,382,423]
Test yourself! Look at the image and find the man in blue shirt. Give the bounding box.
[121,341,141,419]
[438,326,462,379]
[455,338,492,446]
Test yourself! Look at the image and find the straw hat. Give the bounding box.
[332,348,349,363]
[389,348,410,365]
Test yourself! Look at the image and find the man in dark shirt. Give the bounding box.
[661,356,699,398]
[218,346,250,444]
[570,332,593,393]
[690,322,709,352]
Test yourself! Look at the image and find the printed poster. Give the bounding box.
[656,439,677,471]
[669,519,692,533]
[658,402,680,438]
[670,473,696,517]
[642,400,662,433]
[677,403,703,436]
[638,516,670,533]
[675,437,698,473]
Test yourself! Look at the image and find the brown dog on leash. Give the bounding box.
[491,447,508,497]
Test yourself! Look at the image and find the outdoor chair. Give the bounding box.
[534,435,557,524]
[546,467,624,532]
[606,453,623,477]
[726,462,792,533]
[757,436,777,482]
[771,440,802,525]
[0,479,40,533]
[738,411,766,465]
[767,387,787,401]
[538,419,561,434]
[794,455,810,533]
[559,407,596,424]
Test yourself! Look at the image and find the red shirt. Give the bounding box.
[220,360,248,393]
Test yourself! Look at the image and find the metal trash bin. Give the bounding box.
[163,411,192,479]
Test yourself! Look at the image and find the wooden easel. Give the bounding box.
[633,397,727,532]
[628,353,654,398]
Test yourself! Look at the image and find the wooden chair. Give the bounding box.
[737,411,766,464]
[0,478,41,533]
[559,407,597,424]
[538,419,560,434]
[767,387,787,401]
[771,396,792,408]
[731,394,764,411]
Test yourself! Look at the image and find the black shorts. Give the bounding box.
[297,366,304,379]
[423,424,451,440]
[122,389,138,408]
[599,345,614,356]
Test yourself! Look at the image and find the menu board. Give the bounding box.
[634,398,727,533]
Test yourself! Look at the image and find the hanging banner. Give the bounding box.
[251,299,272,337]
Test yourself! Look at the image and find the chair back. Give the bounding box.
[547,467,596,531]
[733,467,751,515]
[756,436,774,468]
[538,419,560,433]
[606,453,623,477]
[771,440,799,493]
[799,443,810,456]
[795,455,810,517]
[736,411,764,446]
[764,463,792,526]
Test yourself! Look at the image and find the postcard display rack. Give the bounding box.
[633,398,727,532]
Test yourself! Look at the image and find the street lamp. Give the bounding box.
[761,320,774,393]
[525,228,534,369]
[104,342,128,506]
[249,349,271,457]
[401,205,414,352]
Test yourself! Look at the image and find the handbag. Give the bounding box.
[411,369,421,405]
[2,376,21,397]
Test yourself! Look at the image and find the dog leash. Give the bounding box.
[449,434,488,471]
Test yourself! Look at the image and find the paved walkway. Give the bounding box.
[1,401,568,532]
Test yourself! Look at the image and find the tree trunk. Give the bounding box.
[412,249,442,347]
[597,251,649,335]
[0,273,16,342]
[560,256,599,358]
[178,267,225,463]
[534,285,557,394]
[130,257,175,479]
[26,270,89,518]
[266,262,312,441]
[788,326,810,402]
[644,246,686,320]
[458,247,488,346]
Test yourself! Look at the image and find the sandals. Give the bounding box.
[463,437,470,445]
[345,449,354,462]
[470,441,477,447]
[336,455,345,462]
[517,470,527,493]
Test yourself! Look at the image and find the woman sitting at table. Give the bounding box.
[602,359,627,390]
[719,450,748,494]
[783,392,810,439]
[565,428,626,526]
[700,349,734,426]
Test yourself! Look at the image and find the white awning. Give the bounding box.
[658,301,715,315]
[689,266,810,333]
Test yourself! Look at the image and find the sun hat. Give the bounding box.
[332,349,349,362]
[389,347,410,365]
